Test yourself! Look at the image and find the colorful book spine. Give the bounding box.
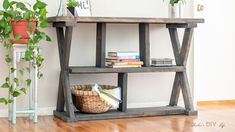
[107,55,140,59]
[108,51,139,57]
[106,61,144,66]
[108,65,142,68]
[106,58,140,62]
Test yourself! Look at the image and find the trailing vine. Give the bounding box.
[0,0,51,104]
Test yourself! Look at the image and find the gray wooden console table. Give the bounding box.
[48,16,204,122]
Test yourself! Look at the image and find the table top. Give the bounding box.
[48,16,204,24]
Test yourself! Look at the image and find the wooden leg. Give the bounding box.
[168,26,196,115]
[139,23,150,67]
[62,71,75,118]
[180,72,194,111]
[168,28,182,65]
[96,23,106,67]
[62,27,75,119]
[56,27,65,112]
[55,27,75,119]
[118,73,128,112]
[169,72,181,106]
[56,73,65,112]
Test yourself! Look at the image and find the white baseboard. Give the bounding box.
[0,101,185,117]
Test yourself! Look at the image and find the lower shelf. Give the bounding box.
[54,106,197,122]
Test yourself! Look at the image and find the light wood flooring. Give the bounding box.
[0,101,235,132]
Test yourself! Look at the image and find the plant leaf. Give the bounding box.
[33,1,47,10]
[5,55,12,63]
[3,0,10,10]
[12,91,21,97]
[26,79,31,87]
[6,44,13,50]
[46,35,52,41]
[7,99,13,103]
[13,78,19,86]
[0,20,7,28]
[20,88,27,94]
[1,83,10,88]
[40,8,47,17]
[5,77,10,82]
[16,2,26,10]
[39,20,48,28]
[14,34,21,40]
[0,98,8,104]
[5,25,12,34]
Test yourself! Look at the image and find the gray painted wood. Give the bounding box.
[61,27,75,119]
[96,23,106,67]
[118,73,128,112]
[48,16,204,24]
[52,22,77,27]
[169,73,181,106]
[181,28,194,66]
[69,66,186,74]
[139,23,150,67]
[180,72,194,111]
[53,106,187,122]
[56,27,65,112]
[166,23,197,28]
[168,28,182,65]
[168,26,195,112]
[51,17,201,121]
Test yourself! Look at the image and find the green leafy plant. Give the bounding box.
[164,0,185,6]
[66,0,80,7]
[0,0,51,104]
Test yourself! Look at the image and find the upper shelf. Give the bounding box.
[48,16,204,24]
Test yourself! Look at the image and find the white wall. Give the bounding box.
[194,0,235,101]
[0,0,194,117]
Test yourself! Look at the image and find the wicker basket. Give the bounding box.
[71,84,118,113]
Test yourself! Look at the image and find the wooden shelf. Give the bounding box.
[69,66,186,74]
[48,16,204,122]
[54,106,196,122]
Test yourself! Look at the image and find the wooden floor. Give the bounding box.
[1,101,235,132]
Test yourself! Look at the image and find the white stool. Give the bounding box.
[8,44,38,124]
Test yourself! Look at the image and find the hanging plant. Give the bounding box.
[0,0,51,104]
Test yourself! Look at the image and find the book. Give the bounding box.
[107,65,142,68]
[106,61,144,66]
[108,51,139,57]
[106,58,140,62]
[106,55,140,60]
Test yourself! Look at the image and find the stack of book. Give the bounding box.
[106,51,144,68]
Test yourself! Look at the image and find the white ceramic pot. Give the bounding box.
[168,3,183,18]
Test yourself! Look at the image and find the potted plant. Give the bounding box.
[66,0,80,16]
[0,0,51,104]
[164,0,185,18]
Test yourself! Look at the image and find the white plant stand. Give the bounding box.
[8,44,38,124]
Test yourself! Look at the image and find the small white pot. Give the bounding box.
[168,3,183,18]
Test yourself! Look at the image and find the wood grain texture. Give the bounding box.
[1,103,235,132]
[56,28,65,112]
[96,23,106,67]
[54,106,186,122]
[139,23,150,67]
[48,16,204,24]
[169,72,181,106]
[69,66,186,74]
